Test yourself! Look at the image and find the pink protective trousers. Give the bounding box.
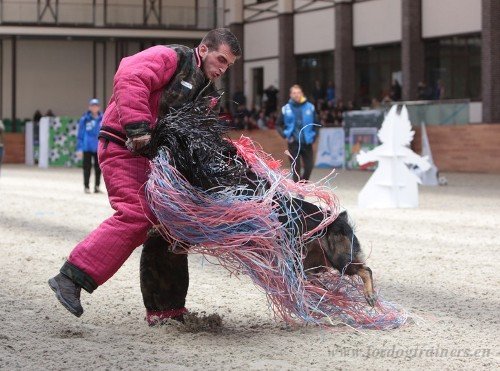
[68,139,155,286]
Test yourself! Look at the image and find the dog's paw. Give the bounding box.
[365,293,378,307]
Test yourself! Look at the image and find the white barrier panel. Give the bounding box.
[24,121,34,166]
[418,122,439,186]
[314,128,345,169]
[38,117,51,168]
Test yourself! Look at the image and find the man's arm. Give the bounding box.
[275,109,286,138]
[314,110,321,138]
[113,45,178,142]
[76,115,86,152]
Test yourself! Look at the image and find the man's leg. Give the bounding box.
[83,151,92,191]
[300,144,314,181]
[140,232,189,325]
[288,141,301,182]
[49,141,154,317]
[93,152,102,191]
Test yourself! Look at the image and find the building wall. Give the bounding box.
[56,0,95,24]
[353,0,402,46]
[244,58,279,108]
[413,124,500,173]
[1,0,203,27]
[294,7,335,54]
[1,39,13,119]
[243,16,279,107]
[244,18,279,60]
[16,40,94,119]
[422,0,481,38]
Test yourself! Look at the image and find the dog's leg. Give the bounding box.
[356,266,377,307]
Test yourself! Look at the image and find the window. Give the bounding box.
[425,34,481,100]
[295,51,334,104]
[355,43,401,107]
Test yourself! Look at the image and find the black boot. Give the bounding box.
[48,261,98,317]
[48,273,84,317]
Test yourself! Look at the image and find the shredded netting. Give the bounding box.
[144,100,407,330]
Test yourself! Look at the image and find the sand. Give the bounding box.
[0,164,499,370]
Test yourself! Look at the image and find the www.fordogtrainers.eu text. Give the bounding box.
[328,345,493,359]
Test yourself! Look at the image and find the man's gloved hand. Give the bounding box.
[126,134,151,154]
[124,122,151,155]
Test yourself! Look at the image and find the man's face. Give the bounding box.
[199,43,237,81]
[89,104,100,115]
[290,87,303,103]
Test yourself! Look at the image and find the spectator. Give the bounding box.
[266,112,277,130]
[76,98,103,194]
[417,81,427,100]
[312,80,324,106]
[233,104,252,130]
[232,87,246,114]
[33,110,42,124]
[370,97,382,110]
[390,79,402,101]
[256,109,268,130]
[418,81,435,100]
[263,85,279,116]
[32,110,42,151]
[434,79,445,100]
[276,84,319,182]
[219,105,234,127]
[346,100,357,111]
[333,100,347,126]
[325,81,335,106]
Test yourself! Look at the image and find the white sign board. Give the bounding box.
[314,128,345,168]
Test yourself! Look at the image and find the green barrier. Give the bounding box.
[48,116,82,167]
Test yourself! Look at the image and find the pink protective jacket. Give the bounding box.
[68,46,182,286]
[104,45,178,133]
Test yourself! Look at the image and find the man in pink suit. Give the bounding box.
[49,28,241,321]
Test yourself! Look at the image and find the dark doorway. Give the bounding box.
[252,67,264,109]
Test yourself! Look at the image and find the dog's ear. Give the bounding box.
[336,210,349,223]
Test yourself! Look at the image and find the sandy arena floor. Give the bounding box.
[0,164,499,370]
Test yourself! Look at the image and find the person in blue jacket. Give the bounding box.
[77,98,103,193]
[276,84,319,182]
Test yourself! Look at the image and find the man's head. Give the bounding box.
[198,28,242,81]
[88,98,100,115]
[289,85,304,103]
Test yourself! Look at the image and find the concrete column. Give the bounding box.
[334,1,355,104]
[402,0,424,101]
[482,0,500,123]
[278,0,295,107]
[227,0,244,106]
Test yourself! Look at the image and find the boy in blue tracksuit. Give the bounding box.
[77,98,103,193]
[276,84,319,182]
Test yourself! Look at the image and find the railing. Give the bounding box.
[389,99,470,125]
[0,0,222,29]
[344,99,472,130]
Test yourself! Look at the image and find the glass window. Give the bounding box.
[355,43,401,107]
[425,34,481,100]
[295,51,334,105]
